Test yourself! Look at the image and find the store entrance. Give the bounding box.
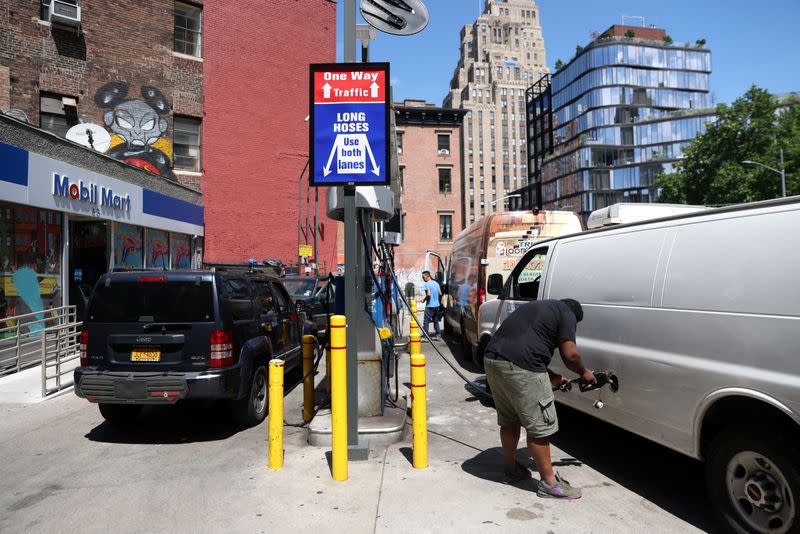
[69,220,108,319]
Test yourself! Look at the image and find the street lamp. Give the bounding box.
[491,193,522,210]
[743,148,786,198]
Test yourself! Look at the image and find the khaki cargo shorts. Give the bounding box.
[484,358,558,438]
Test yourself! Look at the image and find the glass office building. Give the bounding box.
[518,26,715,221]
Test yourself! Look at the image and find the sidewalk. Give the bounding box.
[0,338,712,533]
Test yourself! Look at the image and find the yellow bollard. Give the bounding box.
[330,315,348,481]
[411,353,428,468]
[302,335,316,424]
[268,359,284,470]
[410,331,421,356]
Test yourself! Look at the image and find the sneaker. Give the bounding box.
[430,335,439,341]
[536,472,582,499]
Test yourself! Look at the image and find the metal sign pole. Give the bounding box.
[343,0,360,450]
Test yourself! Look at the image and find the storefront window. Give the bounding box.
[0,201,63,334]
[114,222,144,269]
[171,233,192,269]
[146,229,170,269]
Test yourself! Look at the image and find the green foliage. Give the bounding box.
[657,86,800,205]
[554,59,565,71]
[624,29,635,38]
[662,35,674,45]
[575,45,584,55]
[695,38,706,47]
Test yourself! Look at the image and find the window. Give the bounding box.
[173,116,202,172]
[399,166,405,191]
[40,93,78,137]
[439,214,453,241]
[438,168,452,193]
[437,133,450,154]
[396,132,404,154]
[174,2,202,57]
[511,247,549,300]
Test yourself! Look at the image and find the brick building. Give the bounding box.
[0,0,339,273]
[393,100,464,276]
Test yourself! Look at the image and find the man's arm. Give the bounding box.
[557,339,596,384]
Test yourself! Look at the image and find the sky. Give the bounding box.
[336,0,800,106]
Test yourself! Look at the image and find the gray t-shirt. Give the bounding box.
[484,300,577,372]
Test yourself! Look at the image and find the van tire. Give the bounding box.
[232,365,269,427]
[706,425,799,534]
[472,337,487,372]
[98,403,142,424]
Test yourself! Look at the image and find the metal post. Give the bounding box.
[330,315,348,481]
[411,353,428,468]
[302,335,315,423]
[343,186,359,447]
[344,0,356,63]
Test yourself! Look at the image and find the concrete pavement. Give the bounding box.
[0,337,717,533]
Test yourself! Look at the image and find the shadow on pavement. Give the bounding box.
[551,405,721,533]
[461,446,538,491]
[85,375,306,445]
[442,333,482,374]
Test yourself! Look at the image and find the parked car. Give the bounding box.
[479,196,800,533]
[74,269,306,427]
[444,210,582,369]
[282,275,335,341]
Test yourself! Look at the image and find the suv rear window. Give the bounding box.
[87,281,215,323]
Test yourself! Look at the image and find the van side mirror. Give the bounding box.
[487,273,504,295]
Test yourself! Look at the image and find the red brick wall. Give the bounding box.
[604,25,667,41]
[0,0,203,189]
[202,0,338,270]
[394,121,462,271]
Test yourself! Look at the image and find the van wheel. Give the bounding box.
[459,319,471,361]
[98,403,142,424]
[232,365,268,427]
[706,426,798,534]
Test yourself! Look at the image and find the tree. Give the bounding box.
[575,45,584,55]
[695,38,706,47]
[554,59,564,71]
[624,29,635,38]
[662,35,673,45]
[657,86,800,205]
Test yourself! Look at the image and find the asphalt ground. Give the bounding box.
[0,334,720,533]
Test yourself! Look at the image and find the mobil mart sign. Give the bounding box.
[309,63,390,186]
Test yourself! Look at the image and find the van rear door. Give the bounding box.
[84,276,217,372]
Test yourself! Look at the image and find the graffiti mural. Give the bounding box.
[94,82,174,179]
[146,229,169,269]
[171,234,191,269]
[114,222,143,268]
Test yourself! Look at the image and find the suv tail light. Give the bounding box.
[210,330,234,368]
[477,287,485,308]
[79,331,89,366]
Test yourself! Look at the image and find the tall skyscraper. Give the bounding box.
[518,25,715,221]
[444,0,548,228]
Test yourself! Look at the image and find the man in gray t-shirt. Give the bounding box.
[484,299,595,499]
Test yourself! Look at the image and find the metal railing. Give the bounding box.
[40,313,81,397]
[0,306,78,376]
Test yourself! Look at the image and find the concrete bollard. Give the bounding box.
[411,353,428,469]
[330,315,348,481]
[268,359,284,470]
[302,335,316,424]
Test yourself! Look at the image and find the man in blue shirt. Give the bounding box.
[421,270,442,340]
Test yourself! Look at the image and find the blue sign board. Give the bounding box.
[309,63,390,186]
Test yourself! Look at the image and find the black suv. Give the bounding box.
[74,269,304,426]
[282,275,336,341]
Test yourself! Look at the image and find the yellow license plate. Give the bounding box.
[131,348,161,362]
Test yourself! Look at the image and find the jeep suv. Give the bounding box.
[74,270,303,426]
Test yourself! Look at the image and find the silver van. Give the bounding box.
[479,197,800,534]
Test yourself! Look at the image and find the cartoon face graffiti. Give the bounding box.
[94,82,174,179]
[106,99,168,149]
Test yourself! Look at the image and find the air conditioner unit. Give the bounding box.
[438,149,450,155]
[50,0,81,29]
